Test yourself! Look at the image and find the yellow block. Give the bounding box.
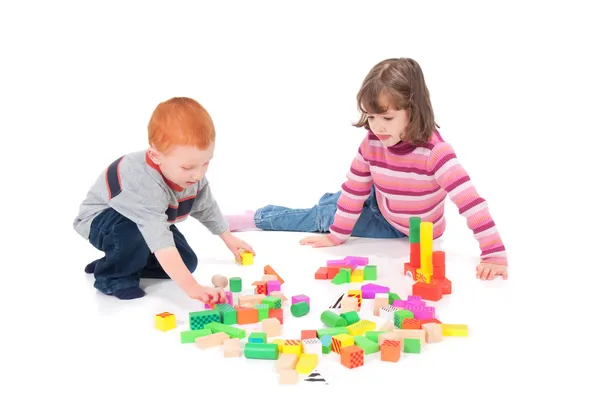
[346,319,376,336]
[238,251,254,266]
[332,333,354,353]
[273,339,285,352]
[441,324,469,337]
[415,269,431,284]
[350,269,364,282]
[154,312,176,332]
[282,340,303,355]
[347,289,362,307]
[295,353,319,375]
[420,222,433,276]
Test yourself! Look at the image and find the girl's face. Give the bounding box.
[367,94,409,146]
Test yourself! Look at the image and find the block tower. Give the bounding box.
[403,217,452,301]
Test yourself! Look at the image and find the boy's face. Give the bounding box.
[366,94,410,147]
[149,142,215,189]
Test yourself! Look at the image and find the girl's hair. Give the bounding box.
[148,97,215,153]
[354,58,439,145]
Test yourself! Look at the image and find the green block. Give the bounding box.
[317,327,349,338]
[180,329,212,344]
[254,304,269,321]
[244,342,279,360]
[189,310,221,330]
[331,268,351,284]
[353,335,380,354]
[364,265,377,280]
[340,311,360,325]
[409,216,422,231]
[215,303,237,325]
[409,216,421,243]
[204,322,246,339]
[320,335,332,354]
[290,301,309,317]
[320,310,347,327]
[404,338,421,353]
[394,310,414,328]
[388,293,401,305]
[248,332,267,344]
[365,331,386,343]
[261,296,281,309]
[230,277,242,293]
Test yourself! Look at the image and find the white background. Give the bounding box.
[1,0,598,398]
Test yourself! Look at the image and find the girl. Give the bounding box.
[226,58,508,281]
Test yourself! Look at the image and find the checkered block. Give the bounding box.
[215,303,237,325]
[302,338,322,355]
[340,345,364,369]
[189,310,221,330]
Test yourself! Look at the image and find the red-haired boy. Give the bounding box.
[73,97,254,301]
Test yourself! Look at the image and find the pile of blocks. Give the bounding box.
[314,256,377,284]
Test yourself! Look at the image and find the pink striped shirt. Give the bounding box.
[327,130,507,266]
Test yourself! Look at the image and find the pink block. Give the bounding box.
[393,299,407,309]
[292,294,310,306]
[267,280,281,294]
[225,291,233,305]
[344,256,369,266]
[407,295,425,306]
[204,303,212,309]
[360,283,389,299]
[411,305,435,320]
[327,259,348,266]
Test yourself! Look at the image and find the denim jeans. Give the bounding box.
[255,187,406,239]
[88,208,198,295]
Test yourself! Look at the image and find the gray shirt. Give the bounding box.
[73,150,229,252]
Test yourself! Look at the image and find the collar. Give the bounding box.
[145,151,184,192]
[368,131,418,155]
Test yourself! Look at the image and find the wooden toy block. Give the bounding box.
[347,289,362,307]
[269,291,288,303]
[292,294,310,307]
[340,345,364,369]
[234,306,258,325]
[290,301,309,317]
[267,280,281,294]
[332,268,351,284]
[264,264,285,284]
[340,311,360,325]
[380,339,401,362]
[237,294,266,306]
[268,307,284,324]
[393,328,426,346]
[262,274,278,282]
[180,328,211,343]
[327,266,341,279]
[344,255,369,265]
[441,324,468,336]
[223,338,242,357]
[432,250,445,278]
[214,303,237,325]
[378,331,403,348]
[276,353,298,373]
[282,340,302,355]
[155,312,176,332]
[302,338,322,355]
[365,330,386,343]
[273,339,285,352]
[249,332,267,343]
[204,322,246,339]
[380,321,395,332]
[404,261,419,279]
[373,295,389,316]
[422,322,443,343]
[415,268,432,284]
[350,269,364,282]
[353,335,379,354]
[401,318,423,330]
[363,265,377,280]
[315,267,329,279]
[331,333,354,354]
[412,281,443,301]
[421,317,443,325]
[302,330,318,339]
[327,259,350,266]
[252,281,267,295]
[437,277,452,294]
[254,304,270,321]
[279,369,299,384]
[320,335,332,354]
[244,342,279,359]
[262,296,282,309]
[346,319,376,336]
[262,318,282,337]
[341,296,359,312]
[379,305,399,321]
[189,310,221,330]
[238,250,254,265]
[388,293,401,304]
[394,309,414,328]
[404,337,421,353]
[195,332,229,349]
[296,353,319,374]
[229,277,242,293]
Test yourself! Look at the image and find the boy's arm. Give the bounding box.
[326,135,374,244]
[428,141,508,265]
[189,177,230,236]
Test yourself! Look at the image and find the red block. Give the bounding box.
[404,262,418,280]
[410,243,420,267]
[327,266,341,279]
[315,267,329,279]
[301,330,318,339]
[269,308,283,324]
[434,277,452,295]
[412,281,443,301]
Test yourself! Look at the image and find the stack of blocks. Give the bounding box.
[314,256,377,284]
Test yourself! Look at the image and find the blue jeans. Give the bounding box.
[255,187,406,239]
[88,208,198,295]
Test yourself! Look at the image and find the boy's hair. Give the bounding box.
[148,97,215,153]
[354,58,439,145]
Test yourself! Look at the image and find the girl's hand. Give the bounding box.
[476,262,508,280]
[299,235,337,248]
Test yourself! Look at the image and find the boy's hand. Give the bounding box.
[186,284,226,304]
[220,231,255,262]
[299,235,336,248]
[476,262,508,280]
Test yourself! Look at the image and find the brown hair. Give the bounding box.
[353,58,439,145]
[148,97,215,153]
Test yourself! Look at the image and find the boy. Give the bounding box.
[73,97,254,301]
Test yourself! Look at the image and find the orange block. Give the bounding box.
[401,318,422,330]
[327,266,341,279]
[235,306,258,324]
[404,262,418,279]
[315,267,329,279]
[264,265,285,284]
[269,308,283,324]
[340,345,364,369]
[301,330,318,340]
[421,318,442,325]
[381,339,401,362]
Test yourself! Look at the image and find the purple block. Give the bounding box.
[407,295,425,306]
[267,280,281,294]
[204,303,212,309]
[292,294,310,306]
[327,259,348,266]
[225,291,233,305]
[361,283,389,299]
[413,306,435,320]
[362,289,376,299]
[344,256,369,266]
[392,299,408,309]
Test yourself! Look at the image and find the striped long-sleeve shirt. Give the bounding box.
[327,130,507,266]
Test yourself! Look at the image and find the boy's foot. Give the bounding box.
[85,260,98,274]
[113,287,146,300]
[225,210,257,232]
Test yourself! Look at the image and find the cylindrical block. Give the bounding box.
[244,343,279,360]
[230,277,242,293]
[340,310,360,325]
[432,251,445,267]
[420,222,433,275]
[409,217,421,243]
[321,310,347,327]
[409,216,421,231]
[290,301,309,317]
